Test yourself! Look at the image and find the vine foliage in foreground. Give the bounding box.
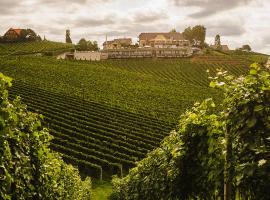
[110,63,270,200]
[0,73,92,200]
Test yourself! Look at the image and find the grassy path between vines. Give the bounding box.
[92,181,112,200]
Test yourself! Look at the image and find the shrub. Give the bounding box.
[0,73,92,200]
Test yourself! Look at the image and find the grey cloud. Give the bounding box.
[173,0,253,18]
[87,30,131,38]
[116,23,171,37]
[46,28,67,36]
[0,0,22,14]
[207,21,246,36]
[72,15,115,27]
[263,36,270,45]
[41,0,87,4]
[39,0,112,5]
[84,22,171,40]
[133,12,168,23]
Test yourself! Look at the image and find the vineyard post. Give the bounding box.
[81,83,85,107]
[100,168,103,181]
[224,123,232,200]
[120,164,123,178]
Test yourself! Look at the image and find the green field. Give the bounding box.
[92,181,112,200]
[1,43,265,182]
[0,55,251,122]
[0,40,73,56]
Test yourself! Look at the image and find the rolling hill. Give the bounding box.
[0,44,266,179]
[0,40,74,56]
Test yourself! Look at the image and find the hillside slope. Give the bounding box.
[0,54,251,178]
[0,41,73,56]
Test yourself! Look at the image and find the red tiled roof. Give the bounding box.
[139,32,185,41]
[8,28,23,36]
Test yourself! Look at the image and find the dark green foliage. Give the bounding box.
[19,29,39,42]
[0,73,92,199]
[183,25,206,46]
[76,38,99,51]
[242,44,252,51]
[66,30,72,44]
[215,34,221,46]
[111,64,270,199]
[110,99,224,200]
[212,63,270,199]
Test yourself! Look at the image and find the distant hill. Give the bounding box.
[204,48,269,63]
[0,41,74,56]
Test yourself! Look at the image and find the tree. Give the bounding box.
[77,38,88,51]
[182,26,193,42]
[87,41,99,51]
[192,25,206,44]
[0,73,92,199]
[242,44,251,51]
[110,64,270,200]
[76,38,99,51]
[183,25,206,46]
[66,29,72,44]
[170,28,177,33]
[215,34,221,46]
[19,29,38,42]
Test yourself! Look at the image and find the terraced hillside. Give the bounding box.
[0,41,73,56]
[0,56,251,122]
[0,54,255,179]
[9,80,172,179]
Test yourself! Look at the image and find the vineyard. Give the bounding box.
[0,56,252,122]
[0,53,259,179]
[8,80,172,179]
[0,41,74,56]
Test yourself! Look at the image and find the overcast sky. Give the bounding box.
[0,0,269,54]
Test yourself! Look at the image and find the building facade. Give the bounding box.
[103,38,132,50]
[210,44,230,51]
[210,35,230,51]
[2,28,22,41]
[57,51,108,61]
[138,32,190,48]
[101,47,193,59]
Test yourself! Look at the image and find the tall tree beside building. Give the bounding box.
[192,25,206,44]
[66,29,72,44]
[76,38,99,51]
[215,34,221,46]
[182,27,193,42]
[183,25,206,46]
